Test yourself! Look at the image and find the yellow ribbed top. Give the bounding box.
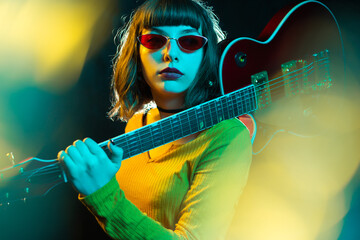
[81,112,252,239]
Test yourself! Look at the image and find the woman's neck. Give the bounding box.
[152,94,186,119]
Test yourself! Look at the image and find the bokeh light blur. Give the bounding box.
[0,0,115,92]
[0,1,120,239]
[227,69,360,239]
[0,0,359,239]
[0,0,117,166]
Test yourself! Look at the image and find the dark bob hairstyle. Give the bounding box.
[109,0,226,121]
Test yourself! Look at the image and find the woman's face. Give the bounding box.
[139,25,204,103]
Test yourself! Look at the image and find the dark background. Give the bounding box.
[0,0,359,239]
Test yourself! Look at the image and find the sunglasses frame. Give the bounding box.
[137,34,208,52]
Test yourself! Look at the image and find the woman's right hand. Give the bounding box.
[57,138,123,196]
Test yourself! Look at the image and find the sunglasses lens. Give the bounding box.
[139,34,167,49]
[139,34,207,51]
[178,35,207,51]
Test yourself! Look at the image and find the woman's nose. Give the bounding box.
[162,39,180,62]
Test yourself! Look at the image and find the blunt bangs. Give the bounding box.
[139,0,205,31]
[109,0,226,121]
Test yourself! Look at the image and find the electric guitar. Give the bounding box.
[0,0,345,205]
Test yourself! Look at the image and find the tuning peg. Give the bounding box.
[6,152,15,165]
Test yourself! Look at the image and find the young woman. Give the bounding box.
[58,0,252,239]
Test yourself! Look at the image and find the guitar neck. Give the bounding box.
[100,84,257,160]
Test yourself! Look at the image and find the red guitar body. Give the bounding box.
[219,0,345,138]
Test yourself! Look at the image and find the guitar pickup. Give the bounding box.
[312,50,332,90]
[281,59,308,96]
[251,71,271,110]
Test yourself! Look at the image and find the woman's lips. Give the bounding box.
[159,72,183,80]
[159,67,183,80]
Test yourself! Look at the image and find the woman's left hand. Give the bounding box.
[58,138,123,196]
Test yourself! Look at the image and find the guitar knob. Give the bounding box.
[6,152,15,165]
[235,52,247,68]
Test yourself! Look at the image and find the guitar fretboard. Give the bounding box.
[100,85,257,160]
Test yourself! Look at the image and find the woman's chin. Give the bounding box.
[162,83,188,95]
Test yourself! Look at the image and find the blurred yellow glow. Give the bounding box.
[0,123,27,169]
[0,0,117,172]
[230,185,318,240]
[228,70,359,239]
[0,0,114,92]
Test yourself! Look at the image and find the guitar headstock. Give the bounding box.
[0,154,67,206]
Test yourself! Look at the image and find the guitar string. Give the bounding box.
[262,63,329,93]
[79,62,329,170]
[259,64,329,97]
[114,90,253,156]
[11,59,331,177]
[109,60,312,152]
[116,58,328,152]
[260,68,317,95]
[255,58,329,91]
[253,57,329,90]
[126,58,329,148]
[67,63,324,161]
[11,77,319,179]
[118,61,330,156]
[132,71,330,159]
[118,95,300,157]
[2,164,63,180]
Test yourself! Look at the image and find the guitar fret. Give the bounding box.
[242,88,248,113]
[249,91,253,111]
[209,102,215,125]
[246,89,250,112]
[125,133,139,154]
[233,92,238,116]
[230,93,236,118]
[136,129,145,154]
[170,117,183,139]
[236,93,241,116]
[152,123,164,146]
[248,92,252,111]
[209,100,217,125]
[245,89,250,112]
[162,120,173,143]
[203,103,212,128]
[237,92,242,115]
[107,85,257,161]
[188,108,199,134]
[141,127,154,151]
[142,127,155,151]
[126,132,141,157]
[172,116,184,136]
[205,102,212,127]
[222,95,230,120]
[216,99,224,122]
[239,90,246,114]
[137,127,149,152]
[159,121,166,144]
[187,110,196,134]
[181,113,192,136]
[194,106,203,130]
